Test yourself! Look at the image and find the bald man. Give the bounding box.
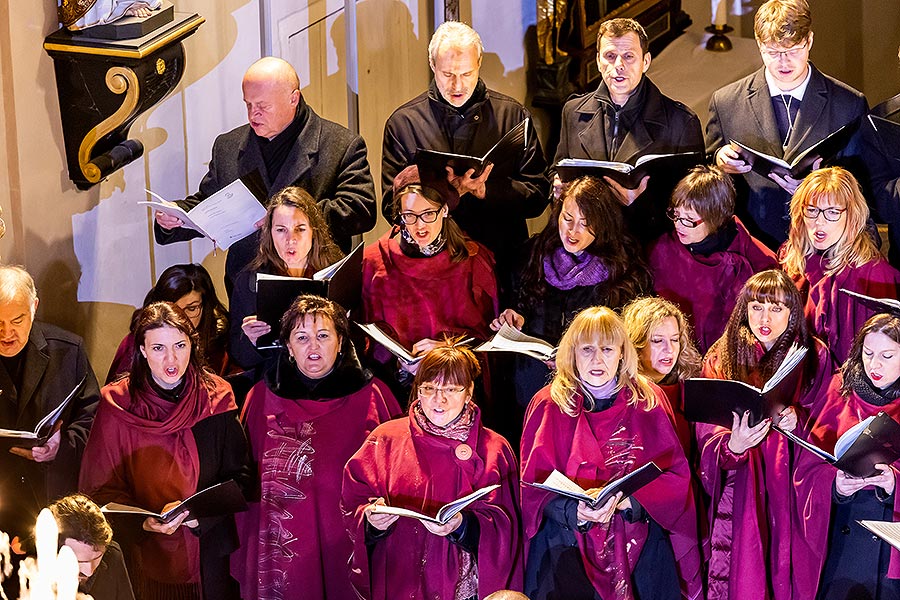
[155,57,377,294]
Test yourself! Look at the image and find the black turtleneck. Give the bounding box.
[256,100,310,180]
[596,77,648,158]
[146,375,188,403]
[685,218,739,257]
[264,338,372,401]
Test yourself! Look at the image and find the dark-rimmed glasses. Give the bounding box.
[802,206,846,222]
[666,208,705,229]
[398,209,441,225]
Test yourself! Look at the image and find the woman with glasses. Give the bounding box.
[342,342,521,599]
[695,269,828,600]
[230,186,345,371]
[781,167,900,364]
[233,295,400,600]
[492,176,651,408]
[793,313,900,599]
[648,165,777,353]
[361,165,497,397]
[520,306,702,600]
[80,302,251,600]
[107,263,231,382]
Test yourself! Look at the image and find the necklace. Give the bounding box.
[780,93,796,148]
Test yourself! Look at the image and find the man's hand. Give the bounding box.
[10,426,62,462]
[447,164,493,200]
[603,175,649,207]
[154,200,185,231]
[715,144,752,174]
[768,171,803,194]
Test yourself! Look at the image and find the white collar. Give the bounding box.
[765,64,812,100]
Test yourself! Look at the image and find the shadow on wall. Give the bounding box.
[28,229,84,337]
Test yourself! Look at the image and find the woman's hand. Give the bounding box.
[241,315,271,345]
[421,512,463,537]
[775,406,798,433]
[142,501,197,535]
[365,498,399,531]
[577,491,622,525]
[490,309,525,332]
[727,410,771,455]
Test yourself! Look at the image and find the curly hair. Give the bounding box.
[622,296,702,382]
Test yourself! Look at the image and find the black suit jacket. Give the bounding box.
[0,321,99,537]
[861,92,900,264]
[155,100,376,291]
[706,65,868,248]
[554,77,704,243]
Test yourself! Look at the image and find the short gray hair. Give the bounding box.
[428,21,483,68]
[0,265,37,308]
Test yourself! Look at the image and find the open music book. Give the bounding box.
[0,375,86,448]
[415,118,529,179]
[140,179,266,250]
[527,463,663,510]
[868,115,900,156]
[777,411,900,478]
[475,323,557,362]
[730,120,858,179]
[255,243,363,349]
[683,344,808,427]
[859,520,900,551]
[101,480,248,523]
[554,151,702,188]
[840,288,900,316]
[370,484,500,525]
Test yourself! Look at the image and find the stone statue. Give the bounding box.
[59,0,162,31]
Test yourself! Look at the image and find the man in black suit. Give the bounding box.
[154,57,377,294]
[0,266,99,599]
[553,17,704,244]
[707,0,867,249]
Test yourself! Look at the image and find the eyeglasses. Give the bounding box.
[398,209,442,225]
[802,206,846,222]
[666,208,705,229]
[418,384,466,398]
[179,302,203,317]
[760,40,809,61]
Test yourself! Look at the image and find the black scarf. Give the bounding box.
[686,218,739,257]
[256,99,310,180]
[264,337,372,400]
[845,367,900,407]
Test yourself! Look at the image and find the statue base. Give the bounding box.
[71,1,175,41]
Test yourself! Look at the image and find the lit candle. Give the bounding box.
[713,0,727,27]
[56,546,79,600]
[34,509,58,599]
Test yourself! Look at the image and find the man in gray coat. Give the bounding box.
[155,57,377,294]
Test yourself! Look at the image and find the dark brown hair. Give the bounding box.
[597,18,649,54]
[250,186,343,275]
[842,313,900,396]
[670,165,736,233]
[411,341,482,397]
[278,294,350,346]
[394,184,471,263]
[130,302,211,393]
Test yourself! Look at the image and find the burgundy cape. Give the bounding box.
[341,405,522,599]
[361,234,498,355]
[797,254,900,365]
[696,340,831,600]
[79,370,236,586]
[232,376,400,600]
[520,384,703,599]
[648,217,777,353]
[792,374,900,597]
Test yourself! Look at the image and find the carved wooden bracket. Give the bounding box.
[43,13,204,190]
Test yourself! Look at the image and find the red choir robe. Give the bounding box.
[342,404,522,599]
[792,374,900,598]
[232,350,401,600]
[696,339,831,600]
[361,234,498,354]
[79,369,237,589]
[520,384,704,599]
[648,217,777,353]
[797,254,900,365]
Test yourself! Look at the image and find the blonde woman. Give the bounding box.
[781,166,900,364]
[520,306,702,600]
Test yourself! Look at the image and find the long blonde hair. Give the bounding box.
[781,167,879,278]
[622,296,702,382]
[550,306,657,417]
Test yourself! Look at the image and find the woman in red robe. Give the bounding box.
[520,306,703,600]
[648,165,777,353]
[342,343,521,599]
[361,166,497,396]
[232,295,401,600]
[793,313,900,599]
[80,302,251,600]
[696,269,829,600]
[781,166,900,365]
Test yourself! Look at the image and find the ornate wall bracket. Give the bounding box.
[43,12,204,190]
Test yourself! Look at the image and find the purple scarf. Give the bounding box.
[543,247,609,290]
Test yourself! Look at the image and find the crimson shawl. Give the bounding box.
[520,384,703,599]
[342,405,522,599]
